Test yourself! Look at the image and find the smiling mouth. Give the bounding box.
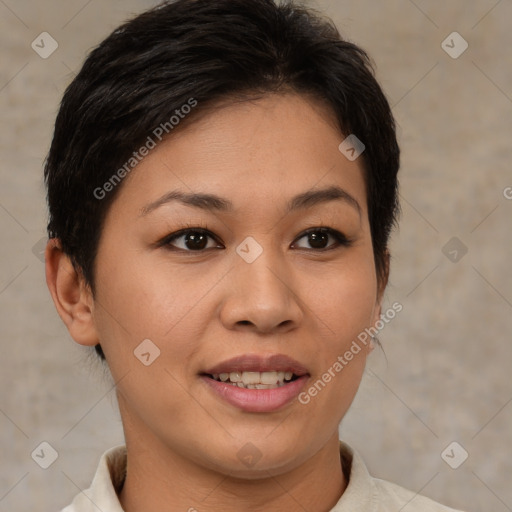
[203,371,301,389]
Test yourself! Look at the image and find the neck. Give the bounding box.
[119,428,346,512]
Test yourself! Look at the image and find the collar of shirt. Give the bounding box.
[61,441,462,512]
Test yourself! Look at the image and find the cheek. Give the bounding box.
[91,247,201,378]
[298,276,375,426]
[332,276,377,341]
[93,242,194,336]
[92,256,203,425]
[301,246,377,396]
[310,250,378,342]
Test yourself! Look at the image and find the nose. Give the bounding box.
[219,245,303,335]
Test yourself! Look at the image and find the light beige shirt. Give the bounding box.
[61,442,464,511]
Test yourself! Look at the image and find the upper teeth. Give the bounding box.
[212,371,294,386]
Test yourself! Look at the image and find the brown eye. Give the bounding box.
[163,229,220,252]
[293,228,351,251]
[306,230,329,249]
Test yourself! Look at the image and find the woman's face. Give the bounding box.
[88,93,382,476]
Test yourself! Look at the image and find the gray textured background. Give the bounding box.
[1,1,511,511]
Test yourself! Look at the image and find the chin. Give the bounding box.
[196,433,314,477]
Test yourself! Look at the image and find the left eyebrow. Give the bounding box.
[139,185,361,218]
[287,185,361,217]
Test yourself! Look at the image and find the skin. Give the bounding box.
[46,92,387,512]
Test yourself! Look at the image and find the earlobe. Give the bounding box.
[369,250,390,353]
[374,250,390,313]
[377,250,390,301]
[45,238,100,347]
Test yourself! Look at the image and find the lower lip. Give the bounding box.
[201,375,309,413]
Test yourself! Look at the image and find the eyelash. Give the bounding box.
[158,223,353,253]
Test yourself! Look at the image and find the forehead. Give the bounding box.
[109,93,368,219]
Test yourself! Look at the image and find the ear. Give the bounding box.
[372,249,390,327]
[45,238,100,347]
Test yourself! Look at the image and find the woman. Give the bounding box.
[44,0,465,510]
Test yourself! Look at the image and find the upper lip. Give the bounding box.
[202,354,310,376]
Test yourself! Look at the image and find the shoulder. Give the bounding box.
[59,445,127,512]
[371,476,464,511]
[331,441,466,512]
